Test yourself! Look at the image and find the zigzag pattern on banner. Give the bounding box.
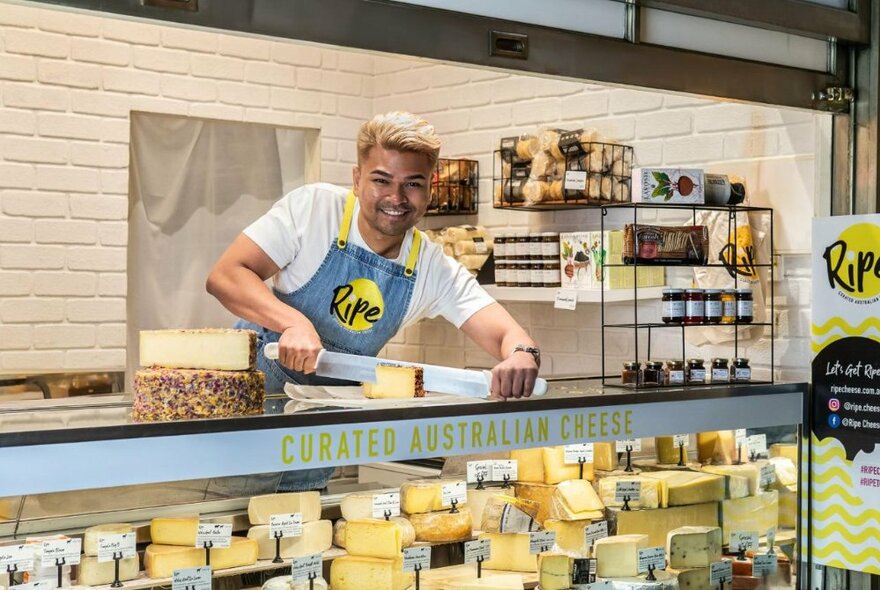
[811,332,880,353]
[813,317,880,336]
[812,483,863,506]
[812,466,851,486]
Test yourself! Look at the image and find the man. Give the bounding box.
[206,112,540,487]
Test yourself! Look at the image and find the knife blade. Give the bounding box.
[263,344,547,398]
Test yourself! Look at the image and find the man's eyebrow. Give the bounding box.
[369,169,428,180]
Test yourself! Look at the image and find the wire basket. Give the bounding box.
[428,158,479,215]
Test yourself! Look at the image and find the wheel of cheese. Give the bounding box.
[549,180,564,201]
[530,151,555,178]
[516,135,539,160]
[523,179,549,204]
[333,517,415,549]
[405,507,473,542]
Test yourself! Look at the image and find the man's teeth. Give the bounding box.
[381,209,407,216]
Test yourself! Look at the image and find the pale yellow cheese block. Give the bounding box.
[248,491,321,524]
[512,482,555,525]
[150,516,198,546]
[344,519,402,559]
[458,574,524,589]
[400,479,466,514]
[593,442,618,471]
[608,502,720,547]
[544,518,594,556]
[539,552,572,590]
[697,466,751,499]
[769,457,798,487]
[593,534,649,577]
[332,517,415,549]
[333,519,346,548]
[468,488,514,530]
[340,492,373,521]
[598,475,666,509]
[702,463,763,496]
[77,556,139,585]
[406,507,473,542]
[542,446,594,483]
[144,537,258,578]
[549,492,604,522]
[555,479,603,513]
[656,436,690,465]
[363,365,423,399]
[696,432,719,463]
[139,328,256,371]
[719,491,779,541]
[510,447,544,482]
[330,555,413,590]
[247,520,332,560]
[641,471,725,506]
[668,567,712,590]
[83,523,134,556]
[479,532,538,572]
[769,443,798,463]
[667,526,722,568]
[481,495,540,533]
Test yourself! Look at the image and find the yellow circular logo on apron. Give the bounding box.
[330,278,385,331]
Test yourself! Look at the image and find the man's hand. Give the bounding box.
[490,351,539,399]
[277,318,323,374]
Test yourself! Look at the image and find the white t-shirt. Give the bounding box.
[243,183,495,329]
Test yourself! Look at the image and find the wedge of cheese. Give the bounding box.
[330,555,413,590]
[77,556,139,585]
[594,442,618,471]
[769,457,798,487]
[608,502,720,547]
[668,567,712,590]
[481,495,540,533]
[406,507,472,542]
[248,492,321,524]
[549,480,604,521]
[510,448,544,482]
[655,436,690,465]
[140,328,256,370]
[479,532,538,572]
[593,534,649,577]
[769,443,797,463]
[150,516,198,546]
[247,520,332,560]
[344,519,402,559]
[512,482,554,525]
[83,523,134,557]
[400,479,465,514]
[469,488,513,530]
[641,471,726,506]
[702,463,763,496]
[542,446,594,483]
[544,519,594,555]
[539,552,572,590]
[697,466,751,499]
[719,491,778,541]
[667,526,722,568]
[598,475,666,509]
[145,537,258,578]
[363,365,424,399]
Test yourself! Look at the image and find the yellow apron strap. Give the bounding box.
[337,191,357,249]
[404,230,422,277]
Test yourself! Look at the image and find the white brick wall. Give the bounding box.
[0,1,820,382]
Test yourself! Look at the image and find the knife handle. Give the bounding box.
[483,371,548,397]
[264,342,279,359]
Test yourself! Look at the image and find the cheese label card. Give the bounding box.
[616,439,642,452]
[735,429,747,447]
[441,481,467,507]
[564,170,588,191]
[747,435,768,455]
[172,566,212,590]
[402,547,432,572]
[710,560,733,584]
[0,544,34,573]
[729,531,759,552]
[638,547,667,572]
[97,533,136,563]
[464,539,491,563]
[673,434,689,447]
[291,554,322,583]
[467,461,492,484]
[269,513,303,538]
[529,531,556,554]
[564,443,595,464]
[760,464,777,487]
[17,582,51,590]
[491,460,518,482]
[584,521,609,550]
[196,524,232,549]
[752,554,778,577]
[372,492,401,519]
[554,289,578,311]
[615,480,642,502]
[500,137,517,152]
[41,539,82,566]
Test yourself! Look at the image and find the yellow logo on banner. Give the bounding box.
[823,223,880,302]
[330,278,384,331]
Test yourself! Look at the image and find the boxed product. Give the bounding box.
[604,230,665,289]
[632,168,705,204]
[559,232,594,289]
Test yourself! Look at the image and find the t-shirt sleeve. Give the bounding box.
[242,187,312,268]
[421,247,496,328]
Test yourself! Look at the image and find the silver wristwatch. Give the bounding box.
[510,344,541,365]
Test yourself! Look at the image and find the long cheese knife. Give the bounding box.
[263,343,547,398]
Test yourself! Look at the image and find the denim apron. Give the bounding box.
[235,191,421,490]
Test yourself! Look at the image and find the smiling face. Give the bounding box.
[352,146,433,255]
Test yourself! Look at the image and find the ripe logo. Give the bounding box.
[330,278,384,332]
[823,222,880,304]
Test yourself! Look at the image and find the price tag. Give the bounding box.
[565,170,588,191]
[196,524,232,549]
[371,493,401,519]
[760,464,777,487]
[729,531,759,552]
[735,429,748,447]
[564,443,595,464]
[172,566,212,590]
[269,513,303,538]
[491,460,518,482]
[291,553,322,583]
[673,434,689,447]
[584,521,609,550]
[464,539,491,563]
[467,461,492,484]
[747,435,768,455]
[616,439,642,452]
[402,547,431,572]
[638,547,666,573]
[710,560,733,584]
[554,289,578,311]
[41,539,82,566]
[441,481,467,507]
[17,582,51,590]
[0,544,34,572]
[529,531,556,554]
[615,480,642,502]
[97,533,136,563]
[752,554,778,577]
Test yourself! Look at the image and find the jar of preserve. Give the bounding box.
[643,361,664,385]
[704,289,722,324]
[732,358,752,382]
[711,358,730,383]
[494,233,508,260]
[542,259,561,288]
[541,232,561,258]
[515,259,532,287]
[530,260,544,287]
[684,289,705,325]
[514,231,530,258]
[687,359,706,384]
[528,233,543,259]
[494,260,508,287]
[662,288,685,324]
[735,288,754,323]
[622,361,641,385]
[666,360,685,385]
[721,289,736,324]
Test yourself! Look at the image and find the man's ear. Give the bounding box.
[351,165,360,194]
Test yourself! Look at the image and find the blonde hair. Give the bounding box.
[357,111,441,169]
